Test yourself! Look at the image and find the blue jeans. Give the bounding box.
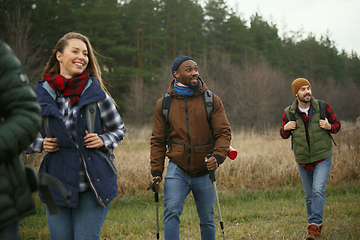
[0,221,19,240]
[46,191,110,240]
[163,161,216,240]
[297,157,332,224]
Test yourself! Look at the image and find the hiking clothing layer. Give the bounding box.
[32,76,125,208]
[150,78,231,177]
[0,40,42,229]
[280,97,340,164]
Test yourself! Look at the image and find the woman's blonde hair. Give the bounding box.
[43,32,116,105]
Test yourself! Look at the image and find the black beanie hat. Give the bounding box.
[171,56,194,77]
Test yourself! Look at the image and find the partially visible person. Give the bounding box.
[149,56,231,240]
[0,39,42,240]
[280,78,341,240]
[25,32,126,240]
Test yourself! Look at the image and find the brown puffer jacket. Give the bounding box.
[150,78,231,177]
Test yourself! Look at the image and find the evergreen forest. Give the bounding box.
[1,0,359,128]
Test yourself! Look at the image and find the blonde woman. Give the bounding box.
[27,32,125,240]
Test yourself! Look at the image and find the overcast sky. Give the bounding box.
[201,0,360,55]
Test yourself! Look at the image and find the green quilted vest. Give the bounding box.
[285,98,333,164]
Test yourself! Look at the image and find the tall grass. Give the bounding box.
[115,120,360,193]
[23,120,360,194]
[20,120,360,239]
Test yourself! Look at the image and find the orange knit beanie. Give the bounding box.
[292,78,310,95]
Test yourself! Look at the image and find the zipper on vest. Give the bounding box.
[185,97,191,174]
[80,154,106,208]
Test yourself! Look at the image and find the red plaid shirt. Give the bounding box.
[280,101,341,170]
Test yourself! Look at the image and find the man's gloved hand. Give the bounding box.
[149,176,162,192]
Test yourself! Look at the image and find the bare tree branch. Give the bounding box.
[1,5,45,86]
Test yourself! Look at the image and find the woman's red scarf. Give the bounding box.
[44,72,90,105]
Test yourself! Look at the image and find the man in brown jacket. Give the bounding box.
[149,56,231,240]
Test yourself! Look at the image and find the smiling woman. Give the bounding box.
[56,38,89,79]
[25,32,126,240]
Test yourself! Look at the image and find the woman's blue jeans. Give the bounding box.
[297,157,332,224]
[46,191,110,240]
[164,161,216,240]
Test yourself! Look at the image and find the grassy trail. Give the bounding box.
[20,123,360,239]
[20,183,360,239]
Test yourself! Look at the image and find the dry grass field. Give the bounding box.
[23,120,360,194]
[117,120,360,193]
[20,120,360,239]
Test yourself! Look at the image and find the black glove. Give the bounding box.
[148,176,162,192]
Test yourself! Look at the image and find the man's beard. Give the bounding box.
[299,94,311,103]
[187,77,200,91]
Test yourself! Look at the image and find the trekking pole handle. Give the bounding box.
[147,177,159,191]
[207,154,216,182]
[155,191,159,202]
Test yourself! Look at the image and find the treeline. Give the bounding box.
[1,0,359,128]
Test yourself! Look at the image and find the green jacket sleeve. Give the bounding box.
[0,40,42,162]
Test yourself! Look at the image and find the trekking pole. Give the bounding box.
[207,154,225,240]
[147,178,160,239]
[155,191,159,239]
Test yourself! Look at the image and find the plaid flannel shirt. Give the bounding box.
[28,92,125,152]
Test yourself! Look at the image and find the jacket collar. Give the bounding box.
[290,97,319,119]
[35,75,106,116]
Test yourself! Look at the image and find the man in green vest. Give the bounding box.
[280,78,341,240]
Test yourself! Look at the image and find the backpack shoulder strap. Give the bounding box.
[288,106,296,121]
[203,89,214,124]
[319,100,326,120]
[318,100,337,146]
[162,93,172,151]
[43,102,97,137]
[85,102,116,158]
[285,105,296,150]
[203,90,215,141]
[85,102,97,133]
[162,93,171,122]
[39,172,72,214]
[43,116,52,138]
